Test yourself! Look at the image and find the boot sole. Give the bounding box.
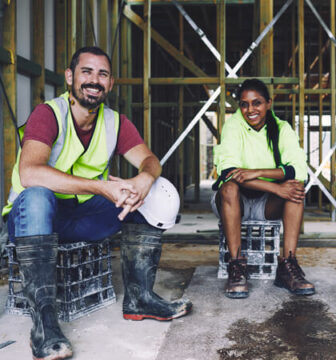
[274,280,315,296]
[31,341,73,360]
[225,291,249,299]
[123,306,192,321]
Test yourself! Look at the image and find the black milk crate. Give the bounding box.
[6,239,116,322]
[218,220,281,280]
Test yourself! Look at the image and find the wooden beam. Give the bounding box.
[123,5,209,79]
[298,0,305,148]
[2,0,17,201]
[318,23,323,209]
[111,0,119,109]
[218,0,226,134]
[179,12,184,206]
[291,1,296,129]
[258,0,273,76]
[99,0,108,51]
[330,0,336,212]
[85,0,96,46]
[32,0,45,107]
[120,15,132,179]
[114,76,299,85]
[55,0,66,95]
[127,0,255,4]
[143,0,151,148]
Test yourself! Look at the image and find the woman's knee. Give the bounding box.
[218,181,240,204]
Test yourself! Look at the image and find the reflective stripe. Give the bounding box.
[3,92,120,215]
[47,96,69,167]
[8,187,18,204]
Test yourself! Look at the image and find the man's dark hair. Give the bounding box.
[69,46,112,73]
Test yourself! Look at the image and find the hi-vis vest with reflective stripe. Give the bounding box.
[2,92,120,216]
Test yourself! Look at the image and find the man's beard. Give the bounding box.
[72,83,108,110]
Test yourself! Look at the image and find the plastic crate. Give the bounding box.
[218,220,281,279]
[6,239,116,322]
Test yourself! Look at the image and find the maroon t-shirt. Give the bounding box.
[22,104,144,155]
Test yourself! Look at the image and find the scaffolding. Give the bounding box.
[0,0,335,223]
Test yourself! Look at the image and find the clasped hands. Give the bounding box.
[107,173,154,221]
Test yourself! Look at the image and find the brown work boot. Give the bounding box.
[274,252,315,296]
[225,257,249,299]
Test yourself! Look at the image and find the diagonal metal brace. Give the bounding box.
[171,0,237,77]
[305,141,336,193]
[306,167,336,209]
[305,0,336,46]
[227,0,294,78]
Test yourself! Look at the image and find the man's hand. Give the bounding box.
[276,180,305,203]
[100,178,139,217]
[108,172,155,220]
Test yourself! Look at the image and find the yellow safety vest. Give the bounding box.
[2,92,120,216]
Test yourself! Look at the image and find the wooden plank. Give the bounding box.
[99,0,108,51]
[17,56,41,77]
[123,5,209,79]
[2,0,17,201]
[111,0,119,109]
[318,24,323,209]
[120,15,133,179]
[218,0,226,134]
[127,0,255,4]
[259,0,273,75]
[45,69,64,87]
[298,0,305,148]
[85,0,96,46]
[179,12,185,206]
[55,0,66,95]
[143,0,151,148]
[32,0,45,107]
[330,0,336,213]
[114,76,299,85]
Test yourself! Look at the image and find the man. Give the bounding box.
[3,47,192,360]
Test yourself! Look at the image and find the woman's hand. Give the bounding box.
[276,180,305,203]
[227,168,261,183]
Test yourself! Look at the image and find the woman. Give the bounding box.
[212,78,314,299]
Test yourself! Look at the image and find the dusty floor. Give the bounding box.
[159,243,336,269]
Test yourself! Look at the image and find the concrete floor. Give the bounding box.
[1,181,336,359]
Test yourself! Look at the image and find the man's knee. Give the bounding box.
[16,186,57,220]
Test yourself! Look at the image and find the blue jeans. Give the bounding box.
[8,186,147,243]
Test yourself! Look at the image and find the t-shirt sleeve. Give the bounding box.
[22,104,58,148]
[116,114,145,155]
[213,116,243,174]
[279,122,307,182]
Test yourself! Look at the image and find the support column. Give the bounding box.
[111,0,119,110]
[143,0,151,148]
[120,14,132,179]
[318,24,323,209]
[99,0,108,52]
[291,1,297,129]
[259,0,273,96]
[330,0,336,219]
[56,0,66,95]
[32,0,45,107]
[86,0,96,46]
[178,12,185,206]
[2,0,17,200]
[218,0,226,134]
[298,0,305,148]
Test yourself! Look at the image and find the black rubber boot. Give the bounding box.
[15,234,73,360]
[121,223,192,321]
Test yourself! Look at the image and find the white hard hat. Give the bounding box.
[138,177,180,229]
